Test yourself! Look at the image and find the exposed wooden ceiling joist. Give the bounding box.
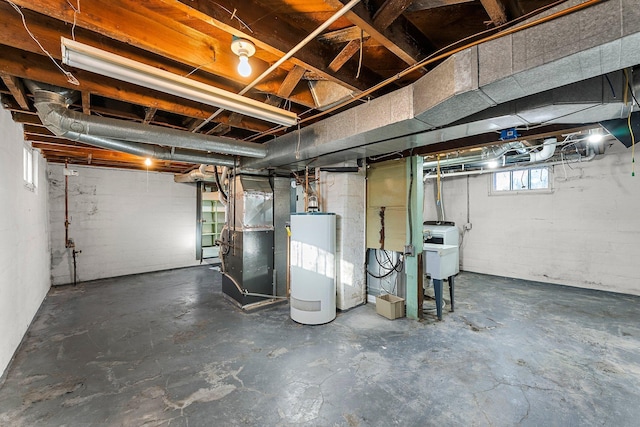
[171,0,381,91]
[323,0,426,66]
[480,0,508,26]
[81,91,91,115]
[407,0,474,12]
[0,0,568,173]
[0,74,29,110]
[0,1,316,109]
[0,46,276,133]
[318,26,371,43]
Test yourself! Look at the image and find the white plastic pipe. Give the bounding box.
[529,137,557,162]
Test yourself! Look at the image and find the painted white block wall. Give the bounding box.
[424,141,640,296]
[319,168,367,310]
[0,108,50,377]
[48,164,201,285]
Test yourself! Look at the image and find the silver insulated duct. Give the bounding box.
[31,89,265,166]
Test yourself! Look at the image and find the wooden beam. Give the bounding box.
[0,74,29,109]
[324,0,421,72]
[407,0,474,12]
[25,134,96,147]
[323,0,424,66]
[0,46,274,133]
[171,0,379,91]
[209,66,307,136]
[329,40,363,72]
[0,2,314,109]
[10,0,259,87]
[1,93,30,111]
[11,112,43,126]
[81,92,91,115]
[480,0,508,26]
[372,0,416,30]
[143,107,157,125]
[23,124,54,136]
[277,66,307,99]
[318,27,371,44]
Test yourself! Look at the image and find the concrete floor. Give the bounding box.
[1,267,639,426]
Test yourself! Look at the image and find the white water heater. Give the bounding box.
[290,213,336,325]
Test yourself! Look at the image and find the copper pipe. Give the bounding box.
[64,161,70,248]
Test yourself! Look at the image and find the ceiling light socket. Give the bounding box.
[230,37,255,59]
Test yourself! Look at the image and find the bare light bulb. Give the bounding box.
[237,54,251,77]
[588,133,603,143]
[144,158,152,167]
[487,160,499,169]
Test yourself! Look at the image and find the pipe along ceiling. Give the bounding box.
[26,0,640,175]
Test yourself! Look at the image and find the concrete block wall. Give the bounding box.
[319,167,367,310]
[0,108,50,377]
[424,141,640,296]
[48,164,201,285]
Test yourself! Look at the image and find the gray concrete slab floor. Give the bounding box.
[1,267,639,426]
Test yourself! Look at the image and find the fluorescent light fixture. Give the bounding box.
[60,37,298,127]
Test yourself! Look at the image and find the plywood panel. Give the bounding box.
[366,160,407,251]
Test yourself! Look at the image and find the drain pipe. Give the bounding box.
[423,141,528,172]
[423,144,597,179]
[529,138,557,162]
[173,169,218,183]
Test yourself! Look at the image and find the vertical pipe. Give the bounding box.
[64,162,72,248]
[286,231,291,298]
[304,166,309,212]
[317,168,322,213]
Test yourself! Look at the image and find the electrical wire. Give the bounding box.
[605,74,616,99]
[184,59,217,77]
[250,0,604,141]
[629,102,635,177]
[366,249,403,296]
[66,0,80,41]
[212,2,253,32]
[624,69,636,176]
[6,0,79,85]
[356,29,363,79]
[213,166,228,201]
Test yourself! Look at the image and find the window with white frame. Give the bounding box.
[23,145,38,191]
[492,167,550,193]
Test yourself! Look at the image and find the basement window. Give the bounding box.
[23,145,37,191]
[492,167,550,193]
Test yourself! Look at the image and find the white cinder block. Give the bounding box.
[425,142,640,296]
[0,108,50,376]
[48,164,201,285]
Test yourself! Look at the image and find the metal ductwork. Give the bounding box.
[64,131,236,167]
[423,141,528,170]
[31,88,265,164]
[243,0,640,170]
